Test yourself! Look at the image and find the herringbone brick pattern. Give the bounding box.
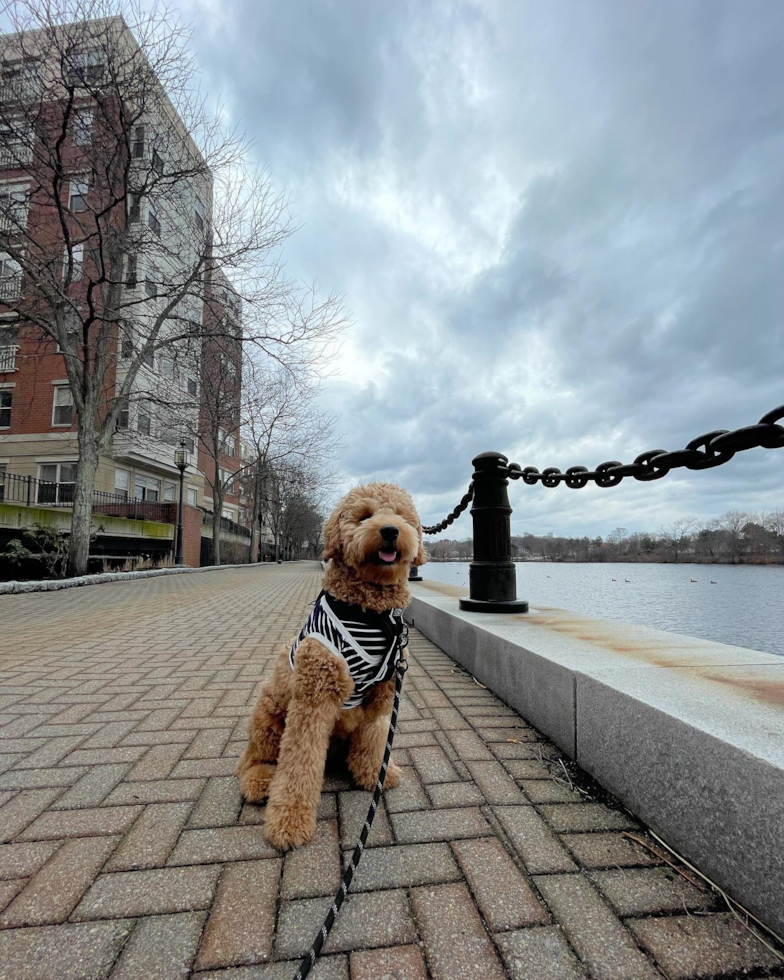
[0,563,781,979]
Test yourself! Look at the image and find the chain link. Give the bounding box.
[503,405,784,488]
[422,484,474,535]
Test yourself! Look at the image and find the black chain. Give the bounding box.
[422,484,474,535]
[503,405,784,489]
[294,656,409,980]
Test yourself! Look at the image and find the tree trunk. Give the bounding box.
[68,435,99,578]
[212,490,222,566]
[274,526,280,562]
[250,468,261,562]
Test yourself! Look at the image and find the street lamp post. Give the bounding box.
[174,442,189,566]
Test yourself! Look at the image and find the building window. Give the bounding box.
[0,389,11,427]
[137,403,151,436]
[187,373,197,396]
[220,352,238,380]
[120,323,134,358]
[148,209,161,236]
[38,461,77,504]
[114,468,130,499]
[0,185,29,233]
[219,429,236,458]
[145,263,159,299]
[72,107,92,145]
[117,405,129,430]
[194,207,204,232]
[133,125,145,158]
[158,354,175,379]
[163,482,176,501]
[186,487,197,506]
[181,436,195,454]
[52,385,74,426]
[0,120,32,168]
[128,194,141,223]
[69,179,88,213]
[134,474,160,501]
[126,253,137,287]
[1,63,40,103]
[0,325,17,370]
[0,253,22,301]
[66,50,105,86]
[151,149,164,175]
[63,242,84,282]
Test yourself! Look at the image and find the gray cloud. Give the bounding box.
[183,0,783,536]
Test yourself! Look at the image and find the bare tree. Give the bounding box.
[240,362,339,562]
[764,510,784,559]
[660,516,697,562]
[0,1,345,574]
[711,510,750,563]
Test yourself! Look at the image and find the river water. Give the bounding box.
[420,561,784,657]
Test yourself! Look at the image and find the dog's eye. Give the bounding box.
[359,513,372,522]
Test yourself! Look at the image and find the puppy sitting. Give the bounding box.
[238,482,426,850]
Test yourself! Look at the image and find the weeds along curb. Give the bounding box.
[0,561,296,596]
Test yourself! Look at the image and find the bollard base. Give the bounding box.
[459,597,529,614]
[409,575,423,582]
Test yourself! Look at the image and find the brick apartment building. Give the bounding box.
[0,17,250,570]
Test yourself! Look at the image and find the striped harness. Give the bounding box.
[289,590,409,709]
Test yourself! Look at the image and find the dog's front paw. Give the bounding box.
[263,801,317,851]
[384,761,402,790]
[238,762,276,803]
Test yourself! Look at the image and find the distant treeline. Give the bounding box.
[424,510,784,564]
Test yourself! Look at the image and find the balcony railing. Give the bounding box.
[0,345,18,372]
[0,80,40,105]
[200,507,252,538]
[0,472,172,524]
[0,143,32,168]
[0,275,22,301]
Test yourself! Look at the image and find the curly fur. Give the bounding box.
[238,482,426,850]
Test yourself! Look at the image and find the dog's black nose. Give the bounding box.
[380,525,399,541]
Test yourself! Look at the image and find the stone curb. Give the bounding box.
[406,585,784,938]
[0,561,297,595]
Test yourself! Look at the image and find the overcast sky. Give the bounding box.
[182,0,782,538]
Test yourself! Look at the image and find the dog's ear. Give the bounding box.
[323,508,342,561]
[415,531,427,566]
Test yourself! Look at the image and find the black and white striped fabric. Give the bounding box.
[289,590,408,710]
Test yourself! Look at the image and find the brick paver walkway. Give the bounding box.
[0,563,781,980]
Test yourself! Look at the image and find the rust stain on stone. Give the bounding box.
[415,587,784,711]
[699,671,784,709]
[415,579,468,598]
[523,612,695,668]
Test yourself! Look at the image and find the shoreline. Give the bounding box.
[425,558,784,566]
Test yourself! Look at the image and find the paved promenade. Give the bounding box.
[0,563,781,979]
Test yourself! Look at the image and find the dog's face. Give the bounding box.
[323,482,427,583]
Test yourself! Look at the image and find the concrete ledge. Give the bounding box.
[406,580,784,936]
[0,561,274,595]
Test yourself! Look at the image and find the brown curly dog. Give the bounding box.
[237,482,426,850]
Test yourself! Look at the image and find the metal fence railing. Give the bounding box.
[0,344,18,371]
[200,507,252,539]
[0,472,171,524]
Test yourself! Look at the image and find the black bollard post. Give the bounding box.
[408,565,422,582]
[459,451,528,613]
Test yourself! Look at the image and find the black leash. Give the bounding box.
[293,656,409,980]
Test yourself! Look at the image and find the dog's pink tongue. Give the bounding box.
[379,550,397,563]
